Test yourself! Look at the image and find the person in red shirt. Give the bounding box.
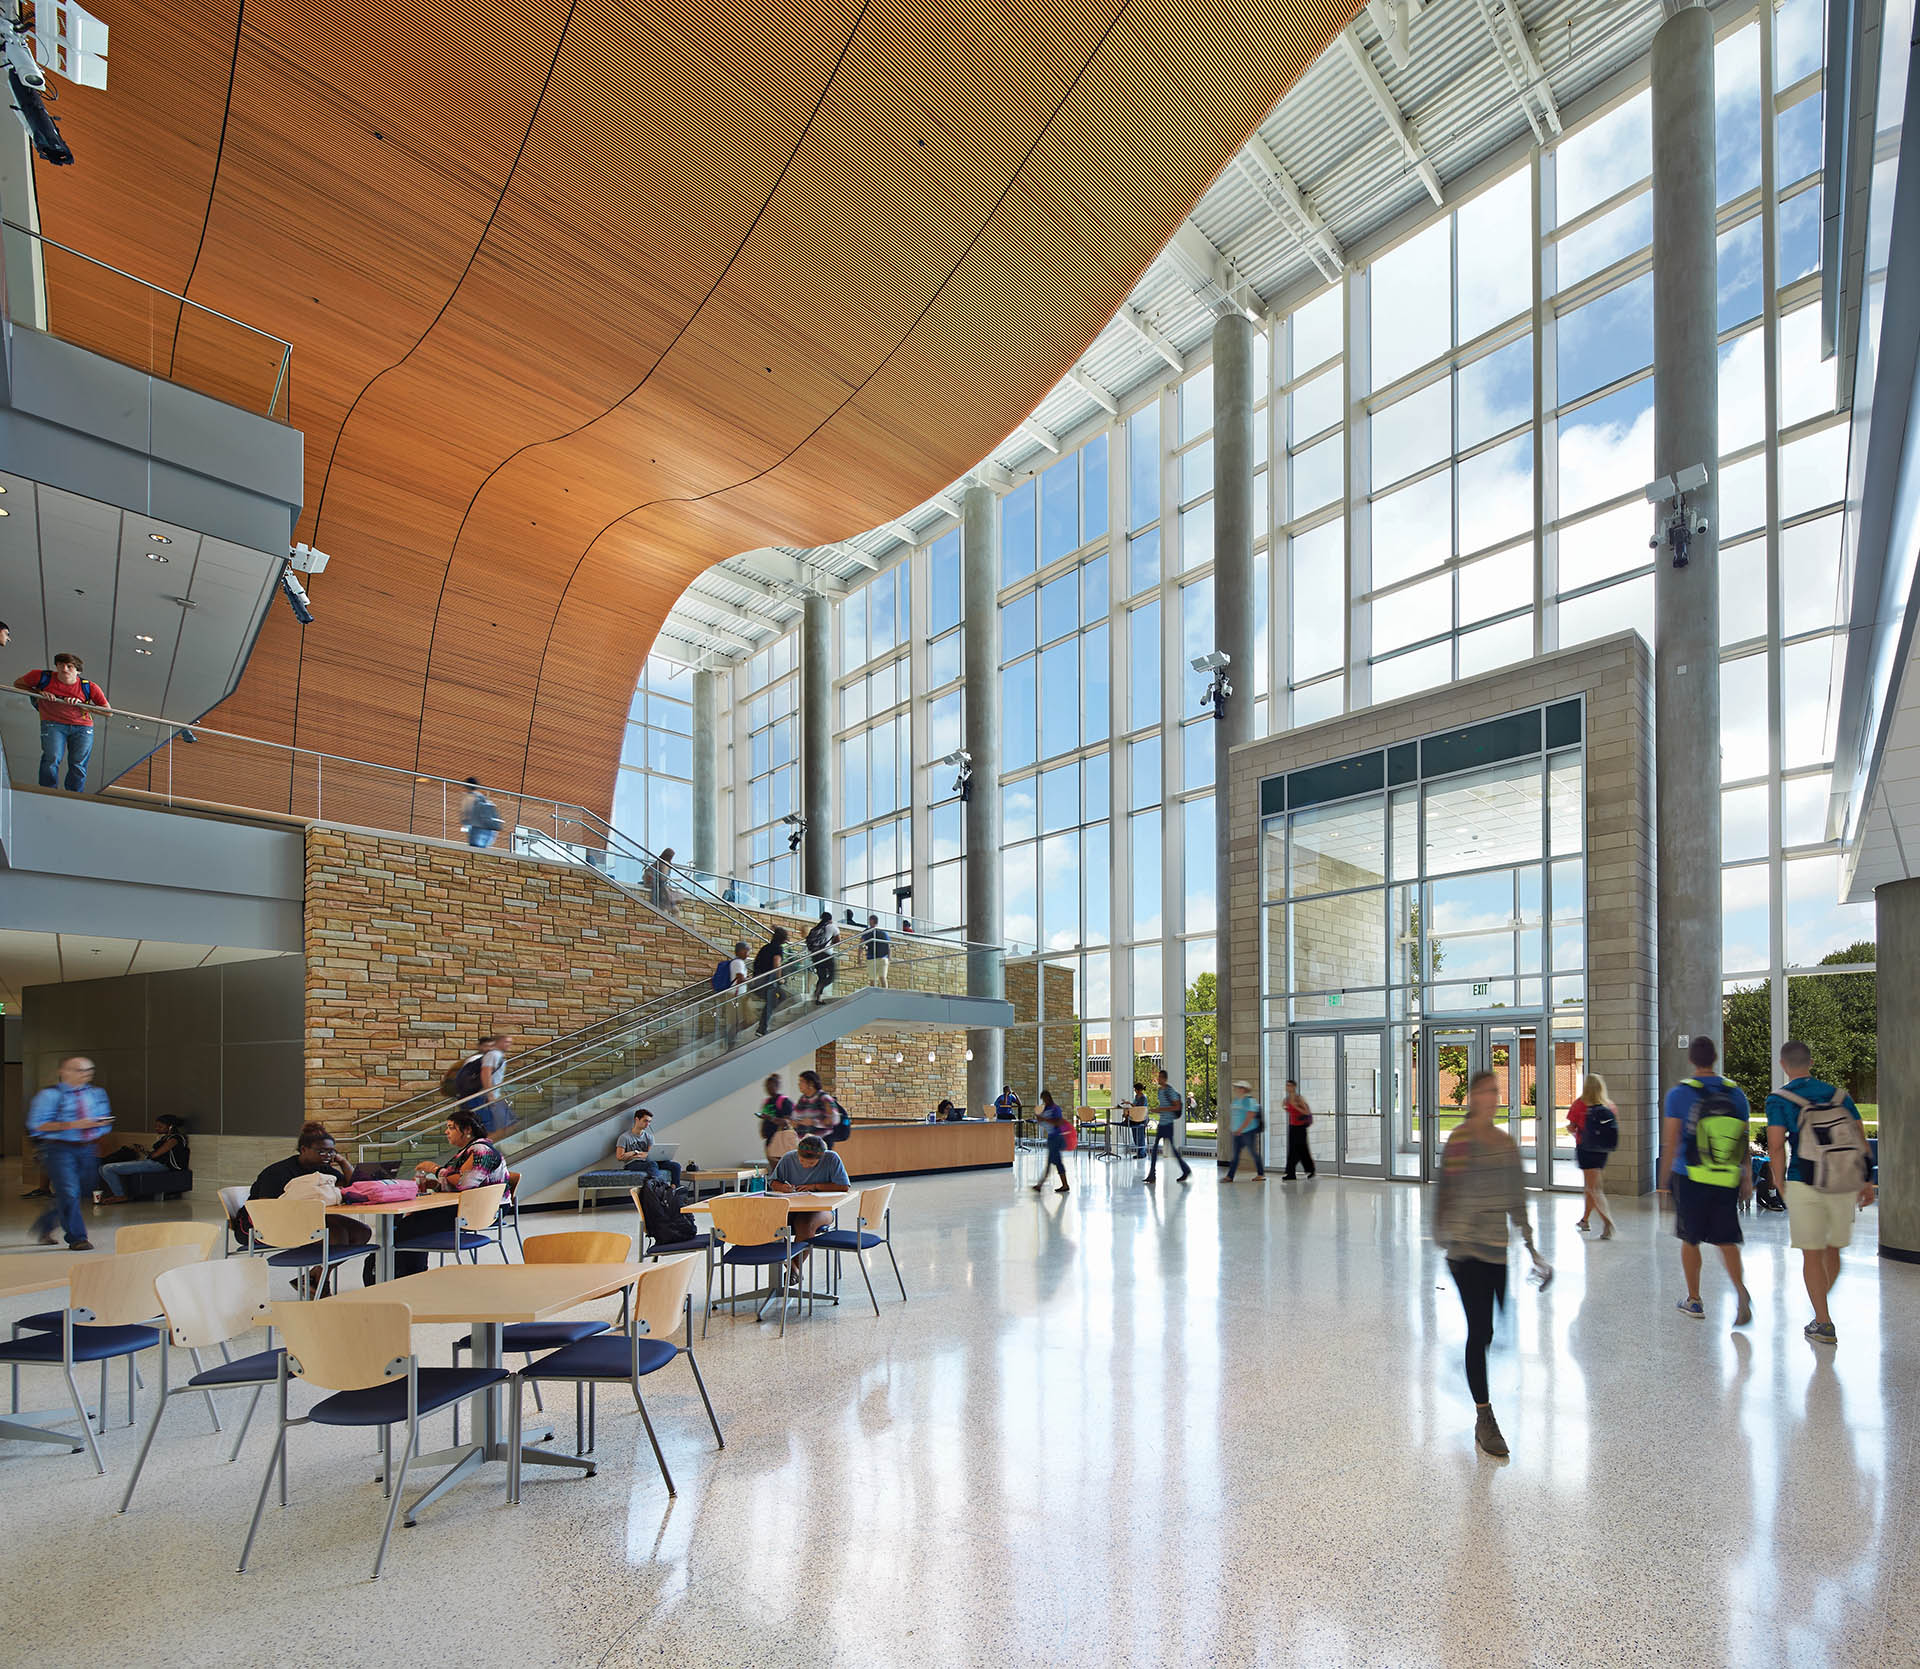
[1282,1078,1318,1180]
[1566,1072,1617,1238]
[14,652,110,791]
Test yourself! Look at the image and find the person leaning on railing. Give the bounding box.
[14,652,110,792]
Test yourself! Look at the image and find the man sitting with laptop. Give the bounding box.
[617,1108,682,1189]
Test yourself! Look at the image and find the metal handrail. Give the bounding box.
[3,219,295,421]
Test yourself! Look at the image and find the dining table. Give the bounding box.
[0,1250,107,1452]
[327,1189,465,1283]
[331,1258,671,1523]
[685,1189,858,1321]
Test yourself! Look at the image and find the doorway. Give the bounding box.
[1290,1029,1386,1178]
[1416,1020,1544,1183]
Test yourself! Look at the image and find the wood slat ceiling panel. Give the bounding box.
[33,0,1362,820]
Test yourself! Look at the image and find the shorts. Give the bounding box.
[1785,1180,1858,1250]
[1672,1175,1743,1247]
[1574,1146,1609,1172]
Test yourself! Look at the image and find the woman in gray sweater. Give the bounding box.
[1433,1069,1550,1458]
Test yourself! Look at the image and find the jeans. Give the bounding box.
[390,1205,459,1278]
[812,956,836,1001]
[1447,1256,1507,1405]
[100,1158,171,1197]
[1283,1124,1316,1178]
[757,982,783,1034]
[1226,1129,1265,1178]
[1145,1120,1190,1179]
[1041,1131,1069,1187]
[32,1142,97,1245]
[467,827,497,849]
[624,1156,683,1189]
[39,721,93,791]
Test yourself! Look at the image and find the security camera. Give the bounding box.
[782,811,807,853]
[280,569,315,625]
[1646,464,1711,569]
[1191,650,1231,674]
[287,542,332,576]
[178,727,197,744]
[939,749,972,768]
[5,1,108,167]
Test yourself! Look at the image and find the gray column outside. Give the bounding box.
[1876,880,1920,1259]
[1650,5,1722,1092]
[1211,313,1256,1162]
[690,668,720,879]
[961,482,1005,1116]
[800,592,832,898]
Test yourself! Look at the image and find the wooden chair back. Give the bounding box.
[116,1220,223,1259]
[156,1257,272,1349]
[272,1299,411,1392]
[523,1230,632,1265]
[453,1182,508,1233]
[707,1193,790,1247]
[218,1185,251,1225]
[243,1195,327,1251]
[632,1253,699,1338]
[856,1183,895,1227]
[70,1244,206,1326]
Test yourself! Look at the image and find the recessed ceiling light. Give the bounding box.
[135,634,154,643]
[134,647,152,656]
[148,550,168,561]
[0,506,8,517]
[148,532,171,544]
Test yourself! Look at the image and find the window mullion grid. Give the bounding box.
[1533,143,1551,656]
[1345,267,1367,711]
[1760,0,1787,1038]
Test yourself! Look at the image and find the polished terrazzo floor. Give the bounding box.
[4,1153,1915,1669]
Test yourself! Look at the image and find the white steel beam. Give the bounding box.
[734,548,846,596]
[671,598,767,649]
[1472,0,1561,142]
[1168,218,1264,319]
[1016,415,1062,454]
[1064,365,1120,415]
[686,578,793,627]
[1112,302,1186,371]
[821,540,882,571]
[1234,131,1346,282]
[1339,28,1444,206]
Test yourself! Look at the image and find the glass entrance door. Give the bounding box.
[1422,1025,1483,1180]
[1419,1022,1551,1183]
[1290,1029,1386,1178]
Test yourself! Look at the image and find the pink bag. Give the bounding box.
[341,1178,420,1204]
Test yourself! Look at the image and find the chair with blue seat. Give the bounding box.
[218,1186,253,1255]
[448,1230,630,1444]
[630,1185,712,1261]
[0,1244,204,1473]
[508,1252,721,1503]
[244,1195,365,1297]
[702,1193,797,1339]
[396,1182,509,1266]
[121,1257,282,1511]
[812,1183,907,1316]
[239,1298,508,1581]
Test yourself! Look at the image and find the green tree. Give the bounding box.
[1722,981,1772,1111]
[1721,940,1877,1110]
[1183,972,1218,1117]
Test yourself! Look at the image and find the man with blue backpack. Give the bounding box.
[713,939,750,1046]
[1659,1036,1754,1326]
[1765,1040,1875,1346]
[14,652,110,790]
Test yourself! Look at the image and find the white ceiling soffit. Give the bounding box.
[0,470,282,787]
[672,0,1674,663]
[0,930,285,1007]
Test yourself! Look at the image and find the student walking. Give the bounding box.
[460,777,503,848]
[862,914,892,987]
[753,927,791,1034]
[1145,1068,1193,1185]
[646,848,681,915]
[1125,1082,1150,1157]
[1765,1040,1876,1345]
[1660,1036,1754,1326]
[15,653,110,791]
[1281,1079,1317,1179]
[758,1074,798,1165]
[1434,1069,1550,1459]
[1567,1073,1619,1238]
[27,1055,111,1249]
[714,939,751,1046]
[805,910,839,1004]
[1033,1088,1072,1193]
[1223,1079,1267,1180]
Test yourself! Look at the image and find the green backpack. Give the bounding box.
[1682,1078,1748,1188]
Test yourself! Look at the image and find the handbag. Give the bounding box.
[342,1178,420,1204]
[282,1170,342,1207]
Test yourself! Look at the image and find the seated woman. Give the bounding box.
[767,1133,850,1272]
[934,1098,957,1123]
[98,1113,191,1203]
[386,1108,510,1278]
[247,1122,373,1278]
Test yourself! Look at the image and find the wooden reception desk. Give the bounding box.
[836,1118,1016,1178]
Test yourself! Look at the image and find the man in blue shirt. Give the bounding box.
[27,1055,111,1249]
[1145,1068,1193,1185]
[1223,1079,1266,1181]
[1658,1035,1752,1325]
[1765,1040,1876,1345]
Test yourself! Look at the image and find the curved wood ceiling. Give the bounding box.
[35,0,1361,822]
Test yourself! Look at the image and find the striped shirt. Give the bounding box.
[1434,1123,1527,1264]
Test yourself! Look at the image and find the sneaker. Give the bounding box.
[1178,1170,1193,1184]
[1676,1297,1705,1321]
[1474,1406,1509,1458]
[1804,1319,1837,1345]
[1054,1185,1070,1195]
[1733,1288,1753,1328]
[1599,1221,1614,1241]
[35,1231,57,1246]
[67,1239,94,1251]
[1575,1217,1590,1232]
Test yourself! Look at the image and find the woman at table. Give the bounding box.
[792,1070,845,1146]
[1033,1088,1071,1195]
[768,1133,849,1272]
[389,1108,510,1278]
[248,1122,373,1252]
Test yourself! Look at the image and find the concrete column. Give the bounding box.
[1876,880,1920,1260]
[1650,4,1722,1091]
[961,481,1005,1114]
[800,592,832,898]
[1212,312,1256,1161]
[690,669,720,879]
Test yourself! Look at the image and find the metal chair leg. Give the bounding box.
[230,1385,263,1462]
[380,1426,391,1499]
[119,1345,171,1511]
[686,1349,724,1448]
[188,1347,223,1432]
[372,1422,414,1580]
[238,1426,285,1573]
[62,1360,105,1472]
[575,1380,585,1452]
[885,1238,908,1301]
[98,1359,109,1435]
[508,1381,523,1504]
[856,1249,880,1317]
[633,1382,675,1496]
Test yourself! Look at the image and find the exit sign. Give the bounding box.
[1327,993,1342,1007]
[1471,981,1490,997]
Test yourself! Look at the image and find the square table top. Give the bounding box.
[685,1189,857,1217]
[330,1260,658,1324]
[0,1250,105,1299]
[328,1191,466,1218]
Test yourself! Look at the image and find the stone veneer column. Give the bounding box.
[1876,879,1920,1259]
[961,482,1005,1115]
[691,668,720,879]
[1650,3,1722,1091]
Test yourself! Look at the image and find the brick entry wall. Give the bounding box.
[304,827,724,1121]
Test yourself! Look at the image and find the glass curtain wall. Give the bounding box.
[611,654,695,855]
[696,0,1862,1132]
[737,633,800,895]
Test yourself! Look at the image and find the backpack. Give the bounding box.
[636,1177,698,1245]
[1582,1103,1620,1153]
[1778,1088,1871,1194]
[342,1178,419,1204]
[35,670,96,705]
[441,1055,484,1100]
[712,958,734,993]
[1682,1079,1748,1188]
[469,794,502,832]
[1060,1113,1078,1151]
